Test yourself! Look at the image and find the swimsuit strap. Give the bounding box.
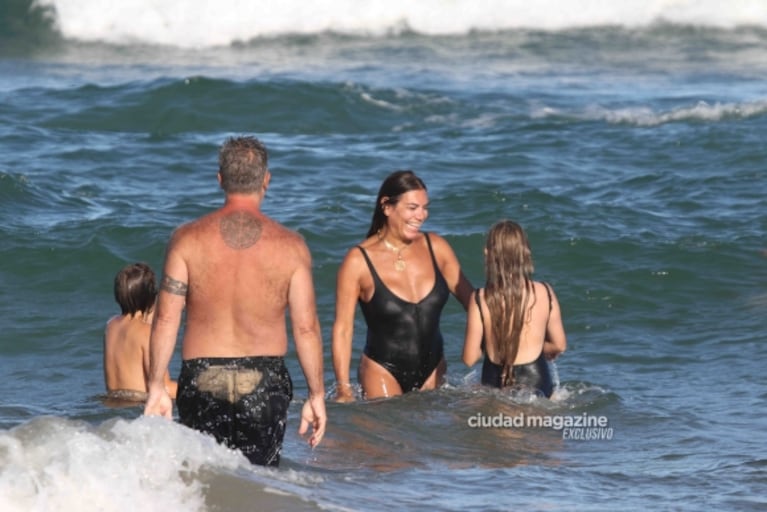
[357,245,382,284]
[475,288,486,325]
[423,232,439,273]
[475,288,486,352]
[542,281,553,313]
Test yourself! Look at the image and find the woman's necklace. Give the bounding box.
[380,236,408,272]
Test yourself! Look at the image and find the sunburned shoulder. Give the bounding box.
[167,219,201,244]
[264,222,307,248]
[269,220,303,239]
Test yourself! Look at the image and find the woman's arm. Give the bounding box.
[431,232,474,311]
[331,249,364,402]
[462,289,484,367]
[543,285,567,360]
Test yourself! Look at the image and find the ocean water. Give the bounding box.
[1,0,766,510]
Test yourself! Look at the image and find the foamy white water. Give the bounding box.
[0,416,246,512]
[38,0,767,48]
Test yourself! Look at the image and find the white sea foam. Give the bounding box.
[0,416,246,512]
[588,99,767,125]
[529,98,767,126]
[36,0,767,48]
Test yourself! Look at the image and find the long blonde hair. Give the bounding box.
[483,220,535,387]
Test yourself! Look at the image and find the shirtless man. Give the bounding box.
[104,262,177,402]
[143,136,326,467]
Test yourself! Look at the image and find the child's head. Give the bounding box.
[113,262,158,316]
[484,220,534,281]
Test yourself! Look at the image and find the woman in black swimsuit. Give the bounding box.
[462,220,567,397]
[332,171,474,400]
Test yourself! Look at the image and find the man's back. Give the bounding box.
[169,202,311,359]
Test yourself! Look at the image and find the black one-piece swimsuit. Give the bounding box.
[358,233,450,393]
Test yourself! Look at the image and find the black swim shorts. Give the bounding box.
[176,356,293,466]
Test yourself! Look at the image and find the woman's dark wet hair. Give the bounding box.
[113,262,158,316]
[366,170,427,238]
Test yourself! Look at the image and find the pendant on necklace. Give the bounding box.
[381,235,407,271]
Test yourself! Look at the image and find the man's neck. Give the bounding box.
[223,193,263,211]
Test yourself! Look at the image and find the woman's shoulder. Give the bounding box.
[348,235,382,261]
[339,238,375,267]
[531,280,556,310]
[422,231,456,253]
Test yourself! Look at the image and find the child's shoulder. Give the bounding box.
[105,313,124,331]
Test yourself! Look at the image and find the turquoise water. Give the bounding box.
[1,1,766,510]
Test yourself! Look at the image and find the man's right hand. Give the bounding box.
[299,394,327,448]
[144,386,173,419]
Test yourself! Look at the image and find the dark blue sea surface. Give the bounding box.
[1,1,766,510]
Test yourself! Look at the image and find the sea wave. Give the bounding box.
[6,0,767,49]
[534,98,767,126]
[0,415,329,512]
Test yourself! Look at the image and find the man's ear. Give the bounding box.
[263,170,271,192]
